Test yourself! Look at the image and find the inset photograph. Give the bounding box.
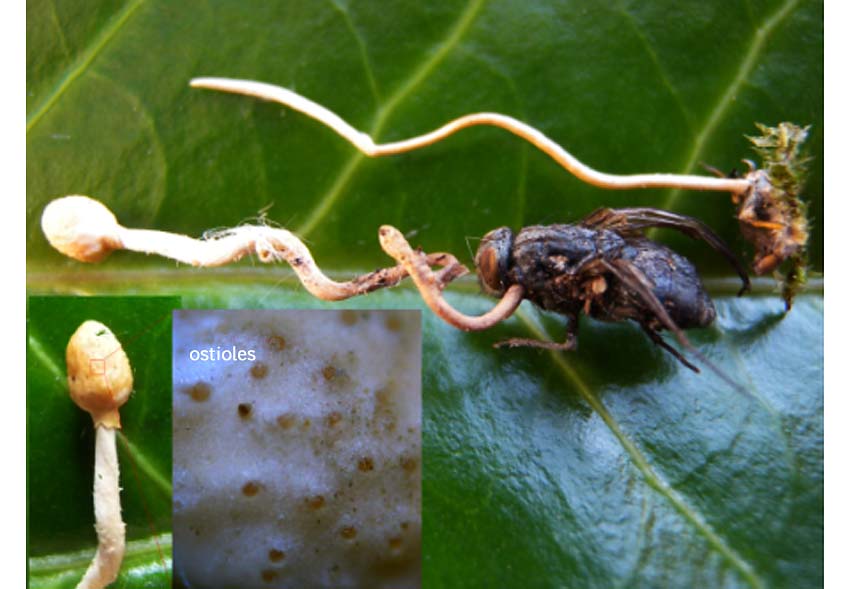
[172,309,421,589]
[27,296,178,589]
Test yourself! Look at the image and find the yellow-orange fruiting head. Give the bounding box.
[66,320,133,428]
[41,196,122,262]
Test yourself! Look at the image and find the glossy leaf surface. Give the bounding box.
[27,0,823,274]
[27,1,823,587]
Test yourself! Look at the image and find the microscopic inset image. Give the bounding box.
[27,296,177,589]
[172,310,421,589]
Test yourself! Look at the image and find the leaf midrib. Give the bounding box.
[515,309,765,589]
[295,0,487,237]
[26,0,147,132]
[658,0,802,214]
[23,268,827,298]
[28,533,172,575]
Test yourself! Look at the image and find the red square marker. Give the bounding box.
[89,358,106,376]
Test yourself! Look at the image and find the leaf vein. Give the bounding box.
[47,0,71,59]
[296,0,487,236]
[615,0,692,132]
[328,0,381,103]
[514,309,765,589]
[118,430,173,498]
[458,47,530,227]
[28,533,172,575]
[27,0,147,133]
[27,333,64,387]
[90,71,170,225]
[658,0,801,213]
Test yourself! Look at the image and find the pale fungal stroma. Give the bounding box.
[173,310,421,589]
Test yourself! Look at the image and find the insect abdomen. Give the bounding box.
[622,241,716,329]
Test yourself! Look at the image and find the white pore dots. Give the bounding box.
[172,310,421,589]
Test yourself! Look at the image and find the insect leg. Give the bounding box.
[700,163,727,178]
[700,163,740,179]
[493,312,579,351]
[583,207,750,295]
[640,324,699,373]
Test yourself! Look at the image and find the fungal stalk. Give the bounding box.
[189,78,812,308]
[190,77,751,195]
[40,196,522,329]
[41,196,469,299]
[377,225,524,331]
[66,320,134,589]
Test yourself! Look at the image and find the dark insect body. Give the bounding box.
[474,208,750,373]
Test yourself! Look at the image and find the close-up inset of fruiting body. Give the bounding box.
[172,310,421,589]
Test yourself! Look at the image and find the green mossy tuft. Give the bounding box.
[747,122,812,310]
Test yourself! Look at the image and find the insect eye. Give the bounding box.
[477,246,502,294]
[475,227,513,297]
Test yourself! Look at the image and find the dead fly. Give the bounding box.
[378,211,751,393]
[473,207,749,369]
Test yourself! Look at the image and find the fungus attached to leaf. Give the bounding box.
[66,320,134,589]
[40,196,468,301]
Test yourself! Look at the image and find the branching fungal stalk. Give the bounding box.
[66,320,134,589]
[377,225,524,331]
[41,195,469,299]
[40,196,521,329]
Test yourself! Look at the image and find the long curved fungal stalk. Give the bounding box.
[189,77,751,196]
[41,195,469,299]
[66,320,134,589]
[189,77,812,309]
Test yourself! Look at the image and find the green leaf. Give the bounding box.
[27,297,177,588]
[421,293,823,589]
[26,0,823,274]
[28,535,173,589]
[113,286,823,589]
[27,1,823,588]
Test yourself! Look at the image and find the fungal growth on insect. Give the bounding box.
[379,213,750,395]
[735,123,811,309]
[41,195,743,385]
[66,320,134,589]
[172,310,422,588]
[189,77,812,309]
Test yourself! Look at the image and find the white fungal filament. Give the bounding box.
[77,427,125,589]
[189,77,752,195]
[66,320,133,589]
[42,196,470,301]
